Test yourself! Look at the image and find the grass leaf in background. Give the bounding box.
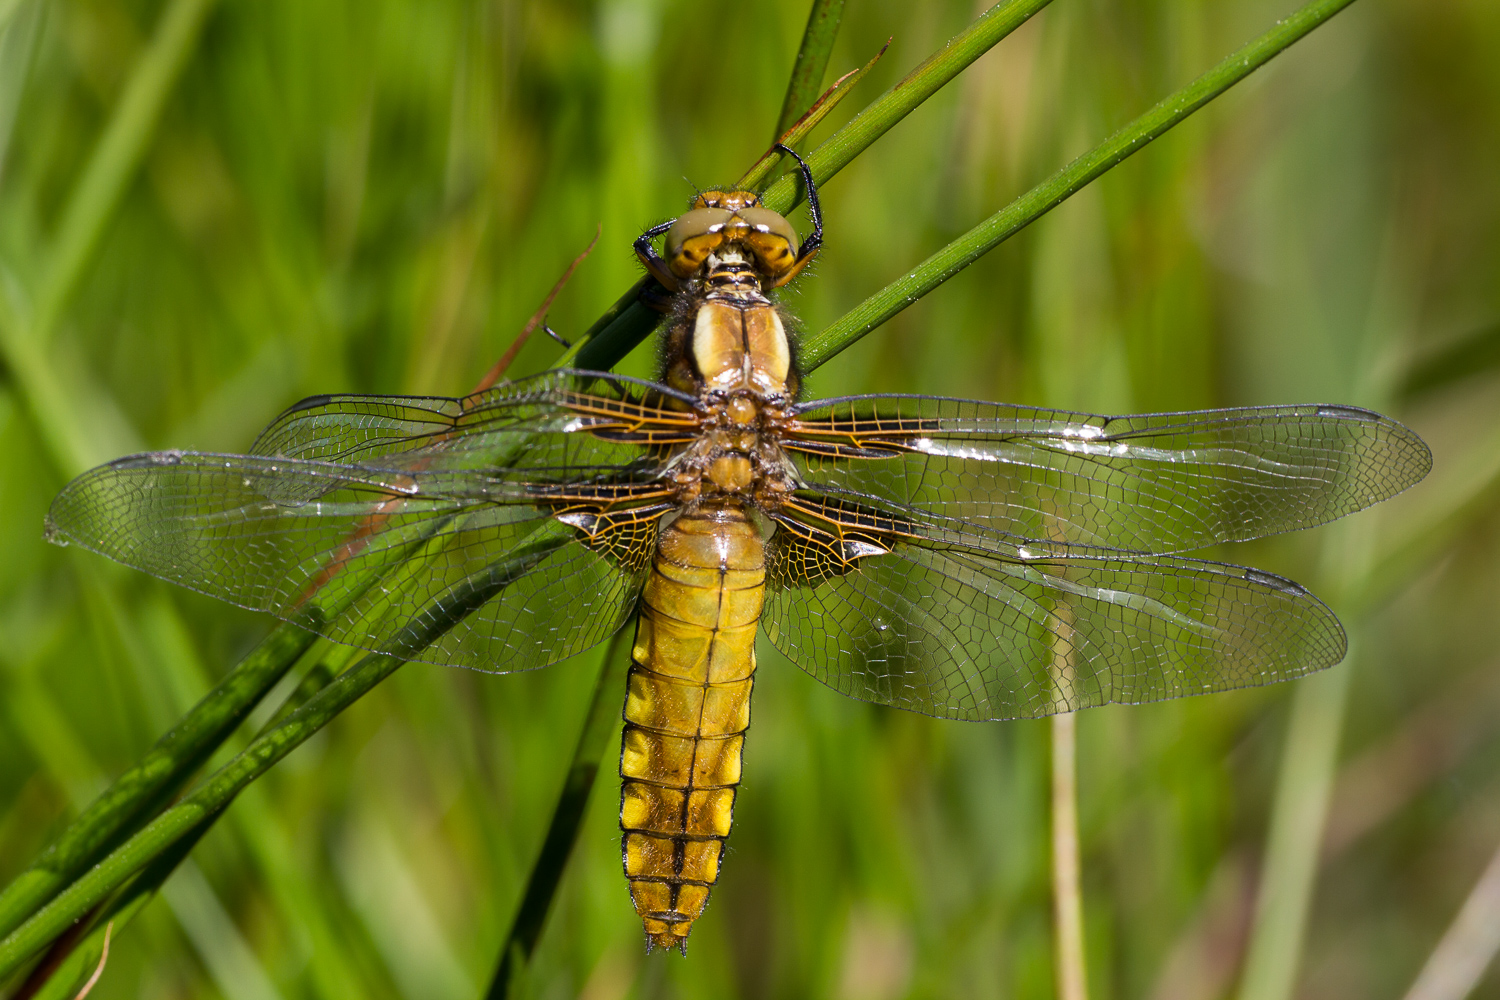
[1398,321,1500,404]
[775,0,848,139]
[803,0,1362,368]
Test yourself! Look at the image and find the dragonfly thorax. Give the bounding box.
[660,391,797,508]
[684,292,793,398]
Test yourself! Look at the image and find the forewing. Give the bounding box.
[46,452,663,673]
[785,397,1430,553]
[252,369,700,478]
[762,494,1345,721]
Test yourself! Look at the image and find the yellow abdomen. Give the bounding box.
[619,504,764,952]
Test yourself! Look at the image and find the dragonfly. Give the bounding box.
[46,145,1430,954]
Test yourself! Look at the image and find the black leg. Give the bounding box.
[773,143,822,263]
[633,219,678,290]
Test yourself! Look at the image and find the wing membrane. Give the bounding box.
[47,451,665,673]
[762,492,1345,721]
[785,397,1430,553]
[252,369,701,473]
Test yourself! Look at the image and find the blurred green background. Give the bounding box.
[1,0,1498,997]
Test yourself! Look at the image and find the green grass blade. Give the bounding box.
[14,649,356,998]
[16,811,220,1000]
[1397,321,1500,403]
[1399,839,1500,1000]
[0,281,116,478]
[0,620,317,941]
[0,0,43,184]
[800,0,1365,371]
[0,656,396,979]
[737,40,887,194]
[0,0,213,477]
[775,0,847,138]
[0,538,563,980]
[485,629,631,999]
[1235,664,1351,1000]
[29,0,219,349]
[759,0,1053,219]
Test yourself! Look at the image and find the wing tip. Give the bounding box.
[1364,412,1434,500]
[1317,405,1432,502]
[41,513,68,547]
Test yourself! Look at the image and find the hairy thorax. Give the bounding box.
[659,248,800,513]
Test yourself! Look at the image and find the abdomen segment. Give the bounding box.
[619,504,764,952]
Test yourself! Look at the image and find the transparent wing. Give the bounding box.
[46,451,667,673]
[762,492,1345,721]
[784,397,1431,553]
[252,369,701,476]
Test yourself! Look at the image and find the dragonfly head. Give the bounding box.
[665,190,800,283]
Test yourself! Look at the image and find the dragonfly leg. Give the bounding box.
[767,143,822,289]
[634,220,680,292]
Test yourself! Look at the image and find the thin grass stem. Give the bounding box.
[1051,711,1089,1000]
[759,0,1054,218]
[0,285,112,478]
[800,0,1365,369]
[8,648,351,995]
[0,652,397,981]
[0,539,563,980]
[737,41,887,194]
[0,621,317,940]
[13,813,219,1000]
[1235,663,1351,1000]
[775,0,847,138]
[29,0,219,350]
[1400,837,1500,1000]
[485,629,632,999]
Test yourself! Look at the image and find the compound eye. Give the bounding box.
[735,207,799,278]
[666,208,731,258]
[736,208,798,253]
[665,207,732,278]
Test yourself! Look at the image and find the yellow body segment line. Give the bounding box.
[618,505,764,952]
